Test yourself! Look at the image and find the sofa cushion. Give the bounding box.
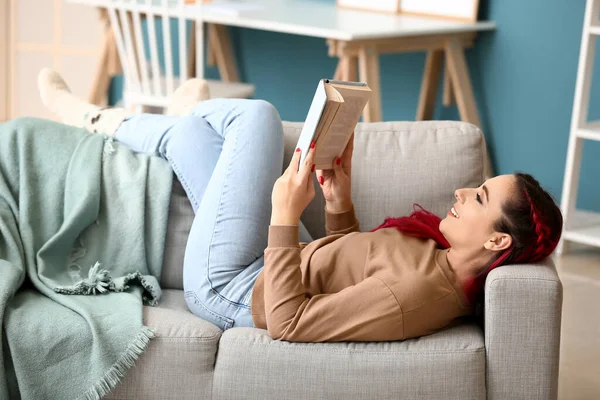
[213,323,486,400]
[106,290,221,399]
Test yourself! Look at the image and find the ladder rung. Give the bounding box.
[589,25,600,35]
[577,122,600,140]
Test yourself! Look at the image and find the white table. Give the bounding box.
[73,0,496,174]
[196,0,496,176]
[196,0,495,40]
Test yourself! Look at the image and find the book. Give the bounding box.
[296,79,372,170]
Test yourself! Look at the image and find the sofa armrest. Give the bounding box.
[484,258,562,400]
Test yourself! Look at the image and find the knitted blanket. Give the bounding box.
[0,118,173,399]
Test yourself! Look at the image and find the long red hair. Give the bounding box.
[371,173,562,304]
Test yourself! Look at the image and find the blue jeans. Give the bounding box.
[115,99,312,330]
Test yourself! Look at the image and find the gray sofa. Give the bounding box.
[106,121,562,400]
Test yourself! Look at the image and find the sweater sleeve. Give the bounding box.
[325,205,360,236]
[264,225,403,342]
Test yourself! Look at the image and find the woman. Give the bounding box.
[38,69,563,343]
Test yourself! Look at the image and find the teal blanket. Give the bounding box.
[0,118,173,399]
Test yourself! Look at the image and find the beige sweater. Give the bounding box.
[251,207,472,342]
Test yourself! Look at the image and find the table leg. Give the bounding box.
[188,23,239,81]
[333,56,358,82]
[89,11,119,105]
[209,24,240,82]
[443,63,455,107]
[416,49,443,120]
[333,58,343,80]
[107,26,121,76]
[207,23,216,67]
[88,31,111,105]
[444,39,481,126]
[346,56,358,81]
[358,46,382,122]
[334,56,358,81]
[445,38,494,178]
[188,21,197,74]
[329,40,357,82]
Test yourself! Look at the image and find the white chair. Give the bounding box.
[103,0,255,112]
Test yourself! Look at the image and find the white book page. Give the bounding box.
[313,85,370,169]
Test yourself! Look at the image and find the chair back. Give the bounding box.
[103,0,204,109]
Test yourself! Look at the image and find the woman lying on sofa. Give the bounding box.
[37,69,562,343]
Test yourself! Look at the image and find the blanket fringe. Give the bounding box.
[80,326,155,400]
[55,262,113,295]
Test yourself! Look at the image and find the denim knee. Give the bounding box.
[242,99,281,125]
[246,99,280,119]
[158,115,213,208]
[184,290,235,331]
[158,115,210,154]
[242,100,284,149]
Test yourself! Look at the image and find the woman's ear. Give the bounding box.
[484,233,513,252]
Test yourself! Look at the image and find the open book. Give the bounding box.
[296,79,372,170]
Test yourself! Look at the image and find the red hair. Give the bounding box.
[371,204,449,248]
[371,173,562,305]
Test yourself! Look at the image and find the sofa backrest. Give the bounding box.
[283,121,486,239]
[160,120,486,290]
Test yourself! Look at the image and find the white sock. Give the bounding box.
[165,78,210,116]
[38,68,100,127]
[38,68,132,136]
[82,108,133,137]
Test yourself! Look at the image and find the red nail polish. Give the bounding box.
[311,164,315,172]
[319,176,324,185]
[310,141,315,149]
[296,147,301,152]
[336,157,341,165]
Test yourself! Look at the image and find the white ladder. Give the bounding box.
[558,0,600,254]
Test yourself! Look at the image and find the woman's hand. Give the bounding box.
[316,133,354,213]
[270,143,316,225]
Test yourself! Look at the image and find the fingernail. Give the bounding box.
[310,141,315,149]
[319,176,324,185]
[311,164,315,172]
[336,157,341,165]
[296,147,301,152]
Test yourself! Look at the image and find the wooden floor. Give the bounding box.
[554,243,600,400]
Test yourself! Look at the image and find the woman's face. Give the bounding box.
[439,174,516,253]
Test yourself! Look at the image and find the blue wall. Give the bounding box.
[110,0,600,211]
